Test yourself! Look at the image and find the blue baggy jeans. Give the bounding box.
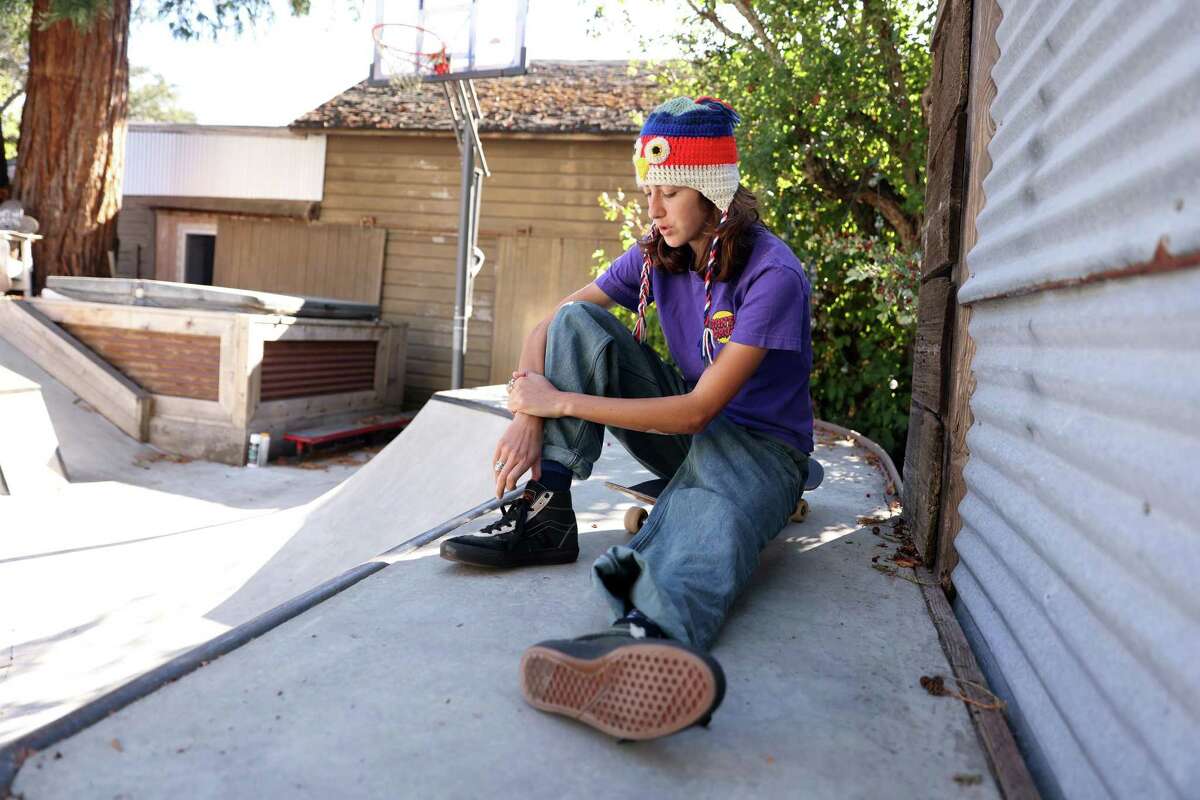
[540,302,810,651]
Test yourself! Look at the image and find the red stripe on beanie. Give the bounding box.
[642,135,738,166]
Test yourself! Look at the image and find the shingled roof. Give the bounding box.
[291,60,667,135]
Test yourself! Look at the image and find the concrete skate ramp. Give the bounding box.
[8,432,1004,799]
[0,364,68,495]
[205,391,512,624]
[0,370,516,745]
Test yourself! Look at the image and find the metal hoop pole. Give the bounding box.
[457,79,490,177]
[442,82,465,151]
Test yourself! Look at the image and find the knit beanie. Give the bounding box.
[631,96,742,365]
[632,96,741,213]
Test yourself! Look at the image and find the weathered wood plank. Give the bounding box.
[937,0,1002,582]
[326,166,636,192]
[902,402,945,560]
[323,182,627,210]
[911,276,955,413]
[927,0,971,154]
[214,219,385,305]
[324,150,635,177]
[330,134,630,160]
[922,115,968,279]
[0,299,151,441]
[916,565,1041,799]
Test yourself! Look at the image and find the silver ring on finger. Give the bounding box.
[494,460,505,472]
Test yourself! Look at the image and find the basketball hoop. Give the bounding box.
[371,23,451,93]
[368,0,530,391]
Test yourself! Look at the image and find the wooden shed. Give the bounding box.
[292,60,663,406]
[116,124,387,306]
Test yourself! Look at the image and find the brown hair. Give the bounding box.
[639,185,762,282]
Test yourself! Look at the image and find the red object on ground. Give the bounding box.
[283,413,416,457]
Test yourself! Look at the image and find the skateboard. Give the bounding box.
[605,458,825,534]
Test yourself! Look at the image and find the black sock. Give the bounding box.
[538,459,572,493]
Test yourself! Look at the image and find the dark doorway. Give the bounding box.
[184,233,215,285]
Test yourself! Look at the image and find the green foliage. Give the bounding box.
[150,0,311,40]
[0,0,28,166]
[0,0,28,94]
[129,65,196,122]
[592,0,935,460]
[35,0,310,38]
[590,189,673,364]
[804,231,918,454]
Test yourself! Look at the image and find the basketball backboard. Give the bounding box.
[370,0,529,85]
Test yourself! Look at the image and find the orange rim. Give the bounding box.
[371,22,451,76]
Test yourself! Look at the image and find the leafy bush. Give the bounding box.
[591,189,672,364]
[803,231,919,455]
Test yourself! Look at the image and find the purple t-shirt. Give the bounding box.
[596,224,814,454]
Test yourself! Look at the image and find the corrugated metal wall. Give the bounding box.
[952,1,1200,798]
[123,126,326,201]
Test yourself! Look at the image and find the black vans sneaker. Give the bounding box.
[440,481,578,567]
[519,625,726,740]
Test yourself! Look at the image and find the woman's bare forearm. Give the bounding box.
[512,318,552,425]
[560,392,706,436]
[517,317,551,377]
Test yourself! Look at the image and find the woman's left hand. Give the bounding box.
[507,372,566,418]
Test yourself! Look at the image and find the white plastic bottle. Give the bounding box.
[256,432,271,467]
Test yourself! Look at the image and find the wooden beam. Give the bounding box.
[0,299,152,441]
[936,0,1003,584]
[901,0,972,562]
[902,403,945,559]
[916,565,1042,798]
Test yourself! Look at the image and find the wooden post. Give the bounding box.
[901,0,971,560]
[935,0,1003,585]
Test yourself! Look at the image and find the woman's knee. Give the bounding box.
[552,299,605,326]
[548,301,612,344]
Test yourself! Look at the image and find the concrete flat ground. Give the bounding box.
[9,394,1001,799]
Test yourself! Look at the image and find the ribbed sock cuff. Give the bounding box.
[538,459,572,492]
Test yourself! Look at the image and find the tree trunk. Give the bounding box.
[15,0,129,293]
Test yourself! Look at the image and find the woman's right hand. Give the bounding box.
[492,412,544,497]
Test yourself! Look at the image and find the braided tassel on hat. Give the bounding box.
[701,211,729,365]
[633,226,660,344]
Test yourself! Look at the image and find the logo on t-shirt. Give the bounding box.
[709,310,735,344]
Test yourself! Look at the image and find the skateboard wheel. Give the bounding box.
[790,498,809,523]
[623,506,648,534]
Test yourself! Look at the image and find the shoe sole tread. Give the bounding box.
[520,641,719,740]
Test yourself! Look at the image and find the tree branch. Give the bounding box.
[796,127,919,251]
[860,0,920,193]
[859,177,919,251]
[0,86,24,114]
[685,0,759,55]
[862,0,910,114]
[728,0,785,68]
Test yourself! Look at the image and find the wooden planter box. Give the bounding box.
[22,298,407,465]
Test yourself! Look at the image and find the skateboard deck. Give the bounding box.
[605,459,824,533]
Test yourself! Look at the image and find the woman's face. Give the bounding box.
[644,185,709,253]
